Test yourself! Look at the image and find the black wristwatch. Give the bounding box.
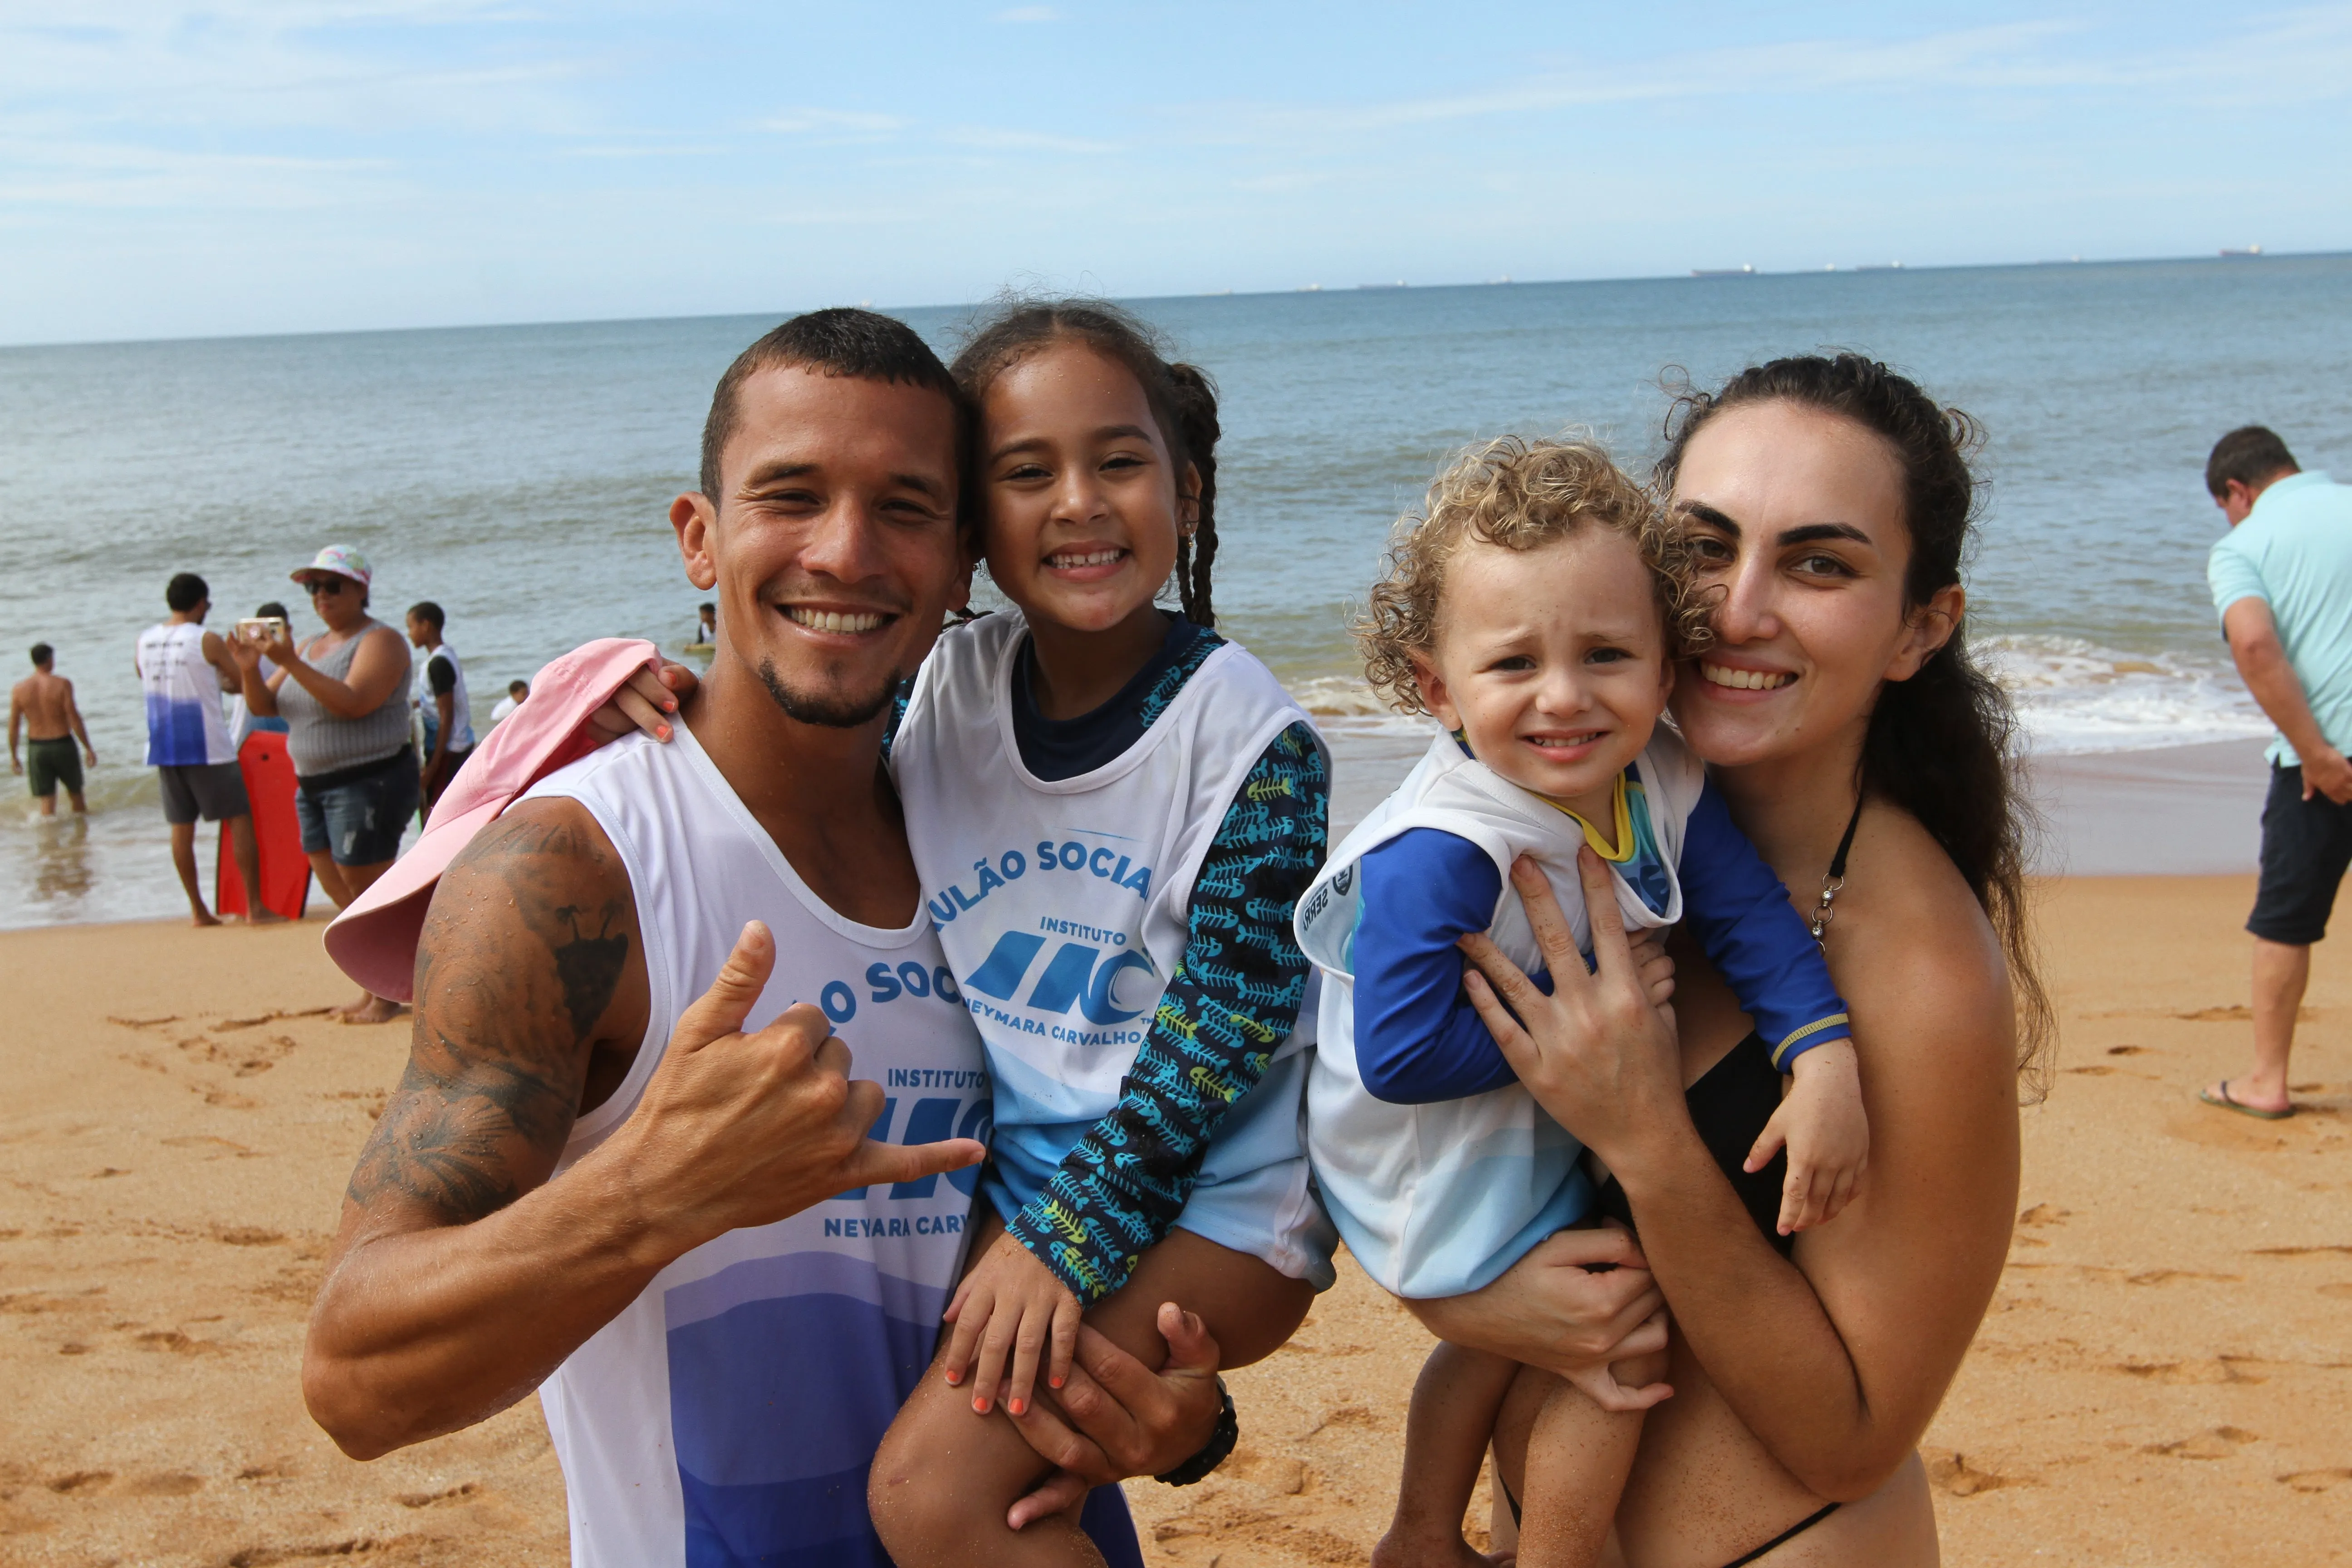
[1153,1377,1237,1486]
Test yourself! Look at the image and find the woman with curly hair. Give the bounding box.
[1294,436,1870,1568]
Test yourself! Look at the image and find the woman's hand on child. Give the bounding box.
[1404,1225,1671,1409]
[1744,1039,1869,1235]
[587,662,696,744]
[941,1230,1083,1417]
[1456,849,1686,1168]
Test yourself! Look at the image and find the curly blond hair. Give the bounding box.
[1356,436,1710,716]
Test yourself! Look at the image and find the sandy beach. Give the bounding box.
[1,872,2347,1567]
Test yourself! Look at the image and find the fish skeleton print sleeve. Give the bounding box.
[1004,720,1329,1303]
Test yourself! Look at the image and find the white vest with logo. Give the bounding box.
[137,621,235,766]
[1294,728,1705,1298]
[888,609,1323,1213]
[521,723,985,1568]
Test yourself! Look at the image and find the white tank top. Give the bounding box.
[137,621,235,766]
[420,641,475,750]
[521,722,986,1568]
[887,609,1322,1205]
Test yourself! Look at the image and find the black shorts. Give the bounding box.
[2248,763,2352,945]
[158,761,251,825]
[26,737,82,797]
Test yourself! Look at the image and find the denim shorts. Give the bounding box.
[295,749,419,867]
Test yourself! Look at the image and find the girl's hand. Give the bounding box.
[1746,1039,1869,1235]
[586,662,697,745]
[1455,849,1686,1167]
[940,1231,1083,1418]
[1403,1225,1671,1410]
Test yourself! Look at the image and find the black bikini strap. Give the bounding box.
[1720,1502,1841,1568]
[1828,794,1863,881]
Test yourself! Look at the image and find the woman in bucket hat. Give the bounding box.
[230,544,416,1022]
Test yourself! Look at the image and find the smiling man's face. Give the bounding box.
[672,364,969,728]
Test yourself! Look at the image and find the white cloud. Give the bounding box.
[758,108,908,137]
[944,126,1119,154]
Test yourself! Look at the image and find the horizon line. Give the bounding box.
[7,246,2347,355]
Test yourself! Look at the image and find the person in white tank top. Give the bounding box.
[304,314,1225,1568]
[564,305,1335,1564]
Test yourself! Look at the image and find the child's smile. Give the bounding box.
[1411,529,1673,826]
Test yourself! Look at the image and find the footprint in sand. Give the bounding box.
[1924,1450,2023,1496]
[2112,1358,2263,1384]
[2144,1427,2259,1460]
[2278,1467,2352,1492]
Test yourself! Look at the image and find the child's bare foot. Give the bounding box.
[243,908,289,926]
[190,909,221,928]
[1373,1526,1509,1568]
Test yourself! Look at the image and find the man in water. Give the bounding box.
[304,311,1220,1566]
[10,643,97,815]
[692,600,717,645]
[2203,425,2352,1120]
[403,601,474,811]
[136,573,273,926]
[490,678,528,725]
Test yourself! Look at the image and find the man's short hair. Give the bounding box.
[2206,426,2300,497]
[508,679,529,696]
[697,308,967,510]
[701,601,715,614]
[29,643,52,668]
[166,573,208,613]
[257,601,289,622]
[408,601,446,633]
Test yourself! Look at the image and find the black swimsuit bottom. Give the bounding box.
[1503,1030,1840,1567]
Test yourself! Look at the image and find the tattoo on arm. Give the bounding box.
[344,807,638,1225]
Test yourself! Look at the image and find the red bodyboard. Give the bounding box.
[217,730,312,921]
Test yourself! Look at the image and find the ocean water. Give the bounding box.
[5,255,2349,925]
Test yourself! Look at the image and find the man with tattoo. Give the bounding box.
[304,312,1223,1567]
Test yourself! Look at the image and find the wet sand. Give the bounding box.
[3,873,2349,1565]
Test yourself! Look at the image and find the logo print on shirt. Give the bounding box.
[964,931,1161,1024]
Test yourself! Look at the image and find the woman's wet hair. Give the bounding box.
[1356,435,1706,716]
[951,299,1222,626]
[1657,353,2053,1095]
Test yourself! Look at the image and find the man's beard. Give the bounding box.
[757,657,900,729]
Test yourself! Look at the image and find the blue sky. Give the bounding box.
[4,2,2350,343]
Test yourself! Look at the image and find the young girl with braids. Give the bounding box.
[860,299,1337,1565]
[419,299,1329,1562]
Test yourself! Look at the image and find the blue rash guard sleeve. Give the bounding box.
[1004,721,1329,1303]
[1676,780,1852,1068]
[1352,828,1559,1105]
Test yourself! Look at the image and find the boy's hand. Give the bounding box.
[1744,1039,1868,1235]
[940,1231,1082,1418]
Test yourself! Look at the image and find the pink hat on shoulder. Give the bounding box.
[324,637,660,1002]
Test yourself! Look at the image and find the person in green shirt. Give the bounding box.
[2203,426,2352,1120]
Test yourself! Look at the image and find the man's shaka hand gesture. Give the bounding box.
[599,921,985,1251]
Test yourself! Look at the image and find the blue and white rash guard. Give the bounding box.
[1297,728,1849,1298]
